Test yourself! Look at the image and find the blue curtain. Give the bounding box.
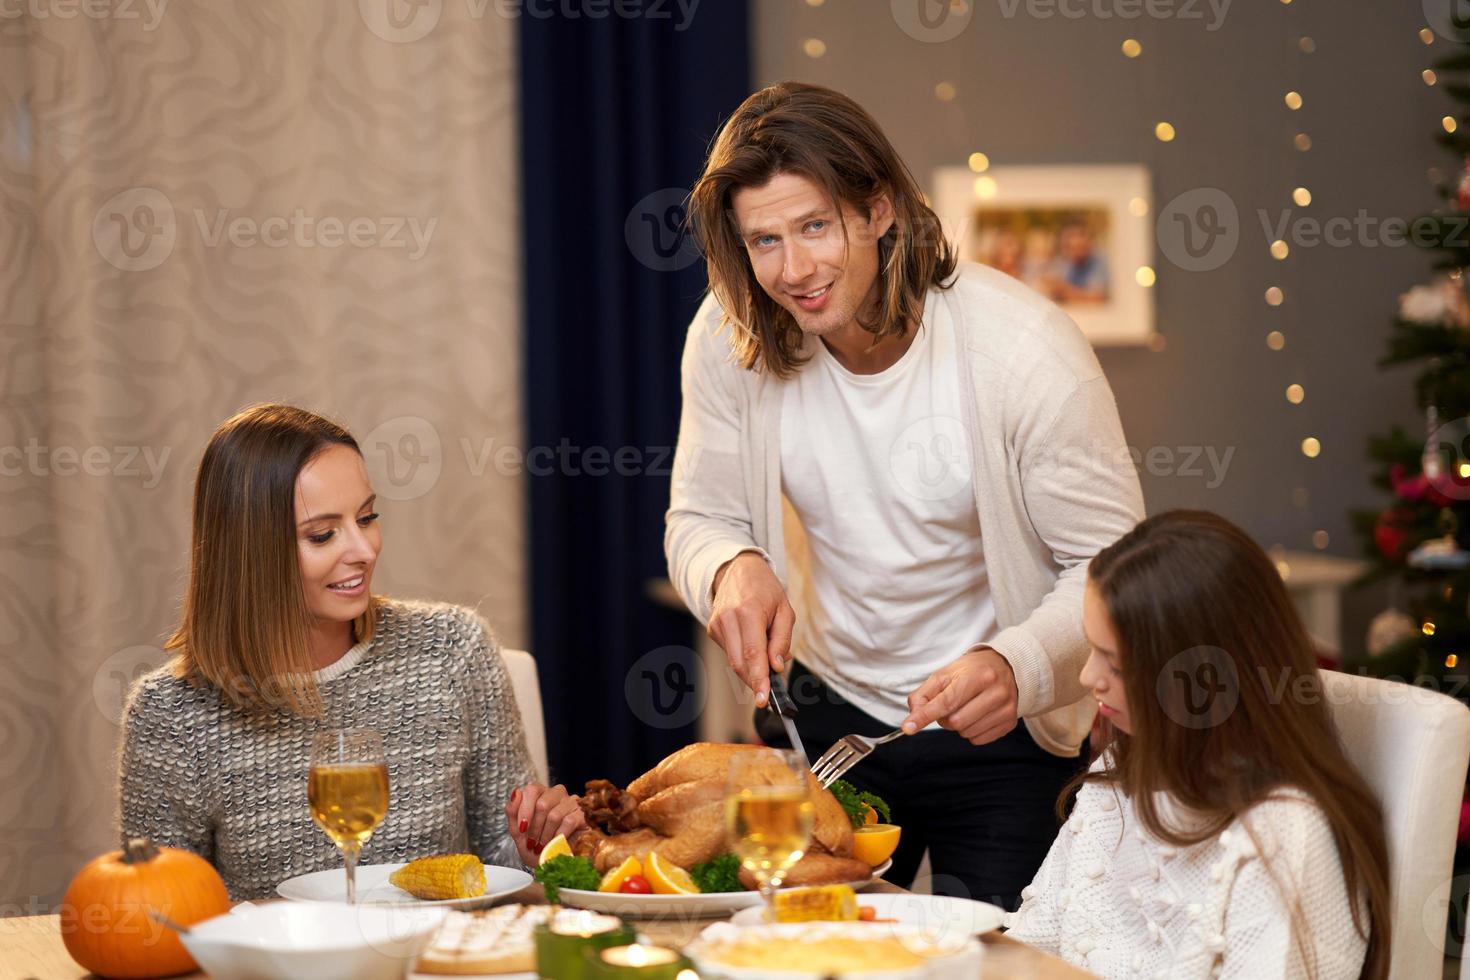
[519,4,751,790]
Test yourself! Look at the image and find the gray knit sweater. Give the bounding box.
[117,599,535,901]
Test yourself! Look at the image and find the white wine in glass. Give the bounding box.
[309,729,388,904]
[725,748,814,920]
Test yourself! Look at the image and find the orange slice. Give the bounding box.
[598,855,644,893]
[644,851,698,896]
[537,833,572,866]
[852,824,901,867]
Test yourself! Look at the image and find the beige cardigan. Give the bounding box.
[664,261,1146,756]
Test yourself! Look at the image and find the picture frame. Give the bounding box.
[931,164,1157,346]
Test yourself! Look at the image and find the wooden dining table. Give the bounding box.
[1,880,1095,980]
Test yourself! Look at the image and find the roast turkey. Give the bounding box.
[574,742,871,887]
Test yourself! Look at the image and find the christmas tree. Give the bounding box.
[1351,36,1470,694]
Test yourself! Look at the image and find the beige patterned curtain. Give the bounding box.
[0,1,524,911]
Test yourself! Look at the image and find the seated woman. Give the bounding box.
[117,403,584,899]
[1006,510,1390,980]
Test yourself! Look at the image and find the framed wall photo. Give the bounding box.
[931,164,1156,346]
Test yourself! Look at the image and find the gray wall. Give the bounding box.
[754,0,1441,655]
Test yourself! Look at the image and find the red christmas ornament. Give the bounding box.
[1373,506,1417,563]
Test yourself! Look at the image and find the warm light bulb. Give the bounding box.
[1294,133,1312,151]
[1136,266,1156,287]
[1284,91,1303,110]
[1122,38,1142,58]
[973,176,997,199]
[1422,28,1436,45]
[968,152,990,173]
[1448,654,1460,669]
[1271,239,1290,260]
[1425,69,1439,86]
[802,38,826,58]
[935,81,957,101]
[1299,36,1316,53]
[1265,286,1284,306]
[1444,116,1458,134]
[1129,196,1149,217]
[1286,383,1304,404]
[1155,121,1176,142]
[1312,530,1329,549]
[1301,437,1320,458]
[1423,621,1437,636]
[1267,330,1286,350]
[1293,187,1312,206]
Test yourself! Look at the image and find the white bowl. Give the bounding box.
[180,901,446,980]
[685,921,984,979]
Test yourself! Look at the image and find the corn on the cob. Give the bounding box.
[389,854,487,901]
[773,884,859,923]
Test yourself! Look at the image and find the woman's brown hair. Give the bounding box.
[688,81,958,378]
[1076,510,1391,980]
[167,403,380,715]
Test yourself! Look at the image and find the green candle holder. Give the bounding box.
[534,910,637,980]
[584,943,693,979]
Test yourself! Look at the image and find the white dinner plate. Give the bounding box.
[728,890,1006,937]
[277,863,533,909]
[557,860,891,919]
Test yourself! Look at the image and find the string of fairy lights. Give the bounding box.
[791,0,1365,556]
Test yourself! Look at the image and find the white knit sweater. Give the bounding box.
[1004,755,1369,979]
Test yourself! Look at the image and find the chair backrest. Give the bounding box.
[501,648,548,785]
[1321,669,1470,979]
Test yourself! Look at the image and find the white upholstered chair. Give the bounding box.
[1320,669,1470,979]
[501,648,549,785]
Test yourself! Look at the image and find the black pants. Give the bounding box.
[756,660,1085,912]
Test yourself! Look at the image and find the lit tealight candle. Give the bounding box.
[537,911,636,980]
[589,943,691,979]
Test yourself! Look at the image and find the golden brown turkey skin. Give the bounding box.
[578,742,864,882]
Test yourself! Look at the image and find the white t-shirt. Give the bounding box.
[780,311,996,726]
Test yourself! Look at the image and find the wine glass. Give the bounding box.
[308,729,389,904]
[725,748,814,921]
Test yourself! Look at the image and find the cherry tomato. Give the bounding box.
[859,906,877,921]
[620,875,652,894]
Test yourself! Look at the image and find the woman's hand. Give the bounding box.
[504,782,587,866]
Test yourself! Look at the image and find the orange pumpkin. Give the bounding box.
[58,838,231,978]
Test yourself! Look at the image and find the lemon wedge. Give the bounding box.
[598,855,644,893]
[852,824,901,867]
[644,851,698,895]
[537,833,573,866]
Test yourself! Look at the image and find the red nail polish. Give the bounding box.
[511,789,520,802]
[520,819,528,833]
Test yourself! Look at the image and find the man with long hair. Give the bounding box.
[665,82,1144,906]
